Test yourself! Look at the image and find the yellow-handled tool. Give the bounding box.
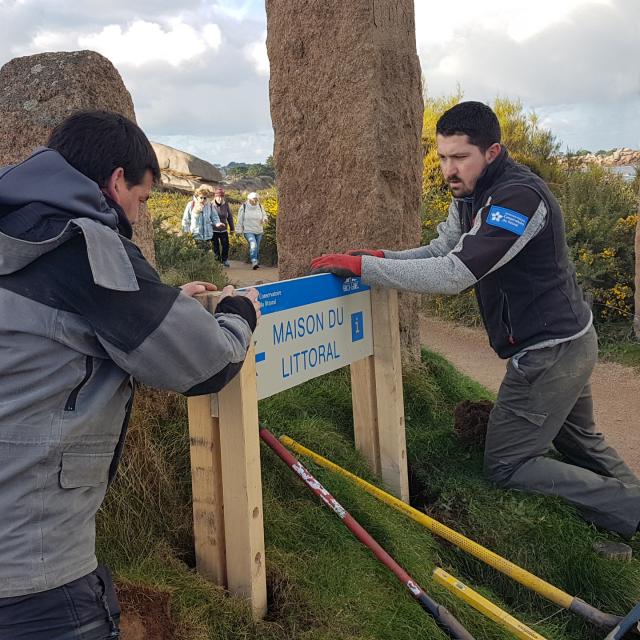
[279,435,623,632]
[433,568,547,640]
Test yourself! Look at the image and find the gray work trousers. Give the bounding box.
[484,326,640,538]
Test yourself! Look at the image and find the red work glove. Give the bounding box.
[345,249,385,258]
[310,254,362,278]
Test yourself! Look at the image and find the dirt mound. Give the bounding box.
[118,583,176,640]
[453,399,494,447]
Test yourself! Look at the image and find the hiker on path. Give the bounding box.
[181,184,225,251]
[311,101,640,539]
[0,110,260,639]
[211,187,234,267]
[237,191,268,270]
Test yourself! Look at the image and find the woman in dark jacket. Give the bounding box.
[212,187,234,266]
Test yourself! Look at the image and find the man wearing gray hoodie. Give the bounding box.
[0,110,260,639]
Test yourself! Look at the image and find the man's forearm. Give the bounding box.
[361,254,476,295]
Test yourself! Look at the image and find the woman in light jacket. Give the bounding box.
[181,185,224,251]
[237,191,268,269]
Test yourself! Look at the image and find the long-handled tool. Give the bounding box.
[433,568,548,640]
[280,435,635,634]
[604,604,640,640]
[259,427,476,640]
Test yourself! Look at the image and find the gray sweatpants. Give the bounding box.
[484,326,640,538]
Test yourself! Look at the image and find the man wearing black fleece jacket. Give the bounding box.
[0,111,260,639]
[312,102,640,540]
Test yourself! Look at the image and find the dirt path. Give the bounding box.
[420,316,640,476]
[224,259,279,288]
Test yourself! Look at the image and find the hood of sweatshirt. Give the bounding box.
[0,148,138,291]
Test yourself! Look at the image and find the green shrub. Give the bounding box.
[149,194,227,288]
[557,165,637,322]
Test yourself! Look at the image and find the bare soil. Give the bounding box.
[421,316,640,476]
[118,583,175,640]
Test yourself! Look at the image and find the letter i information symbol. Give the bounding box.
[351,312,364,342]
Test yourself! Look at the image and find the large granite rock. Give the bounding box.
[0,50,156,264]
[152,141,224,183]
[266,0,423,357]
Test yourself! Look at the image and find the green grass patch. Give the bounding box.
[97,351,640,639]
[597,322,640,370]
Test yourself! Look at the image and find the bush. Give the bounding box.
[147,192,227,288]
[557,165,637,322]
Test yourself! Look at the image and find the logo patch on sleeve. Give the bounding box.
[486,205,529,236]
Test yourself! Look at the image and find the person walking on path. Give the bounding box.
[237,191,268,270]
[311,101,640,539]
[181,185,224,251]
[211,187,234,267]
[0,110,260,639]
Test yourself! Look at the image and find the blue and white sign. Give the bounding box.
[249,274,373,399]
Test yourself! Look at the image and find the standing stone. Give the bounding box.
[0,50,156,265]
[267,0,423,358]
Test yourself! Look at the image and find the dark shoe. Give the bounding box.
[252,263,259,270]
[223,261,230,267]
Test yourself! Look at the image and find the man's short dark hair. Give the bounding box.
[436,101,501,151]
[47,110,161,187]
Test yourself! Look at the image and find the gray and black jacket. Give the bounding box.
[361,148,591,358]
[0,149,256,597]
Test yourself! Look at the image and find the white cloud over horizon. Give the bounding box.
[0,0,638,164]
[78,21,222,67]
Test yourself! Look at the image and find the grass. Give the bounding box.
[96,350,640,640]
[597,322,640,370]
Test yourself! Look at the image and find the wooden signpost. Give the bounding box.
[187,274,408,620]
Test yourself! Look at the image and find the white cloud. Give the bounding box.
[415,0,612,45]
[245,32,269,76]
[77,19,222,67]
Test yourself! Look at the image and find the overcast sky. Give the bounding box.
[1,0,638,164]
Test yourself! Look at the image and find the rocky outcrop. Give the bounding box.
[151,141,275,194]
[571,148,640,167]
[267,0,423,357]
[152,141,223,183]
[0,50,156,264]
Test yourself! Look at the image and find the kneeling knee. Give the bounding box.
[484,457,518,488]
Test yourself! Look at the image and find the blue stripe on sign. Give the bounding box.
[255,351,266,363]
[239,273,370,316]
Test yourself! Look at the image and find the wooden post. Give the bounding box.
[218,342,267,620]
[187,292,267,620]
[371,288,409,502]
[187,292,226,584]
[351,287,409,502]
[350,356,381,476]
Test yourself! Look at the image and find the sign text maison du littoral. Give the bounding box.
[246,274,373,400]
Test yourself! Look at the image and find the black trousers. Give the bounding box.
[0,565,121,639]
[212,231,229,262]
